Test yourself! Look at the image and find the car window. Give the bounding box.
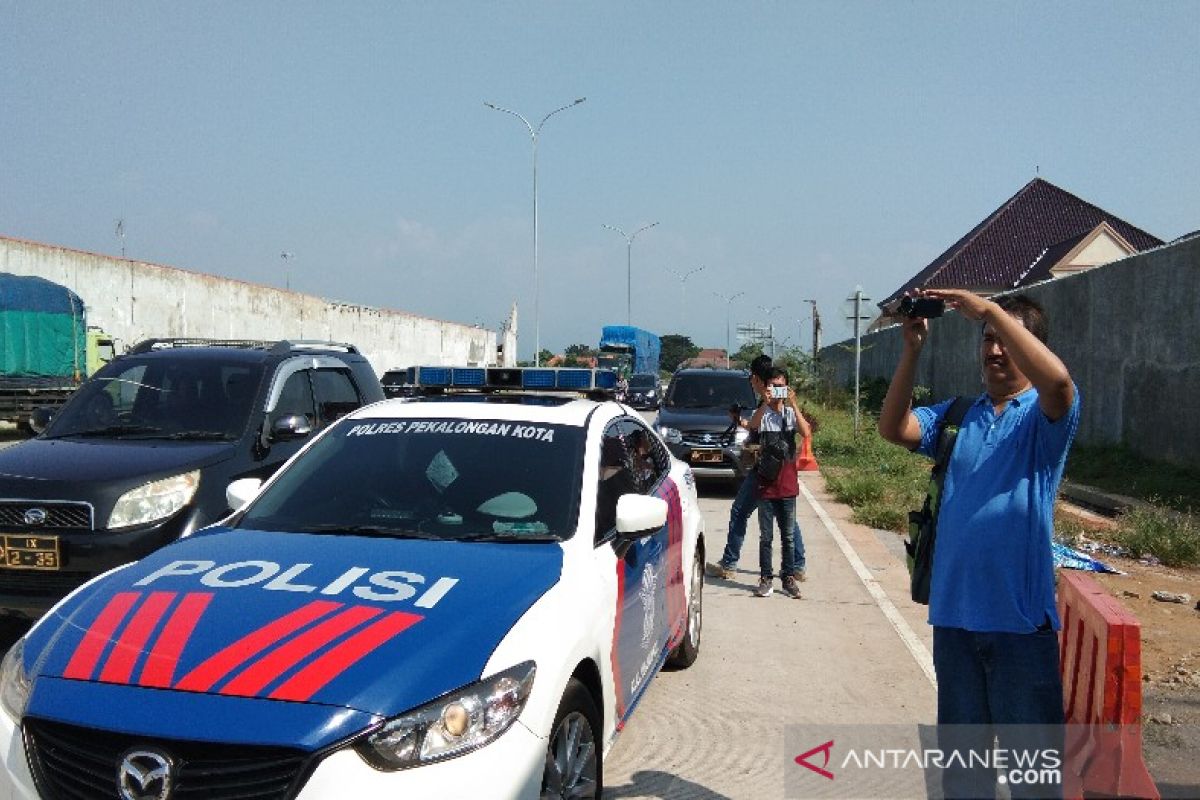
[239,416,585,541]
[312,368,361,425]
[274,370,316,427]
[595,422,637,541]
[628,374,657,389]
[45,357,264,440]
[619,418,668,492]
[666,373,756,409]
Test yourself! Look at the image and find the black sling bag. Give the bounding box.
[905,396,973,605]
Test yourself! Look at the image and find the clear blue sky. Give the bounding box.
[3,2,1198,361]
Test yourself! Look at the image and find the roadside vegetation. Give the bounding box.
[801,383,1200,568]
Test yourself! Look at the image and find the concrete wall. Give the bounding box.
[0,236,500,376]
[819,234,1200,467]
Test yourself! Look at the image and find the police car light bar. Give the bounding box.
[406,366,618,394]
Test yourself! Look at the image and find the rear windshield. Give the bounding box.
[238,417,586,541]
[629,374,657,389]
[666,374,757,409]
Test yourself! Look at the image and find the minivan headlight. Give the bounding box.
[0,639,31,723]
[357,661,535,770]
[734,427,750,445]
[108,470,200,529]
[657,425,682,444]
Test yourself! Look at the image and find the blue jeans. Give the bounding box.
[757,497,797,578]
[933,625,1064,800]
[720,472,805,570]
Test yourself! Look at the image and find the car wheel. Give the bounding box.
[541,678,601,799]
[667,550,702,668]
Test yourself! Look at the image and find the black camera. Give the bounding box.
[898,296,945,319]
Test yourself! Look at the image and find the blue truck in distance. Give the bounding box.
[598,325,661,377]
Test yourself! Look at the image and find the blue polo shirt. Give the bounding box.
[913,385,1080,633]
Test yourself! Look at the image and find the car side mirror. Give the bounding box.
[226,477,263,511]
[28,407,56,435]
[615,494,668,540]
[270,414,312,441]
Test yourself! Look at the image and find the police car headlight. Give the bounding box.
[108,470,200,529]
[0,639,31,723]
[357,661,535,770]
[734,427,750,445]
[656,425,682,444]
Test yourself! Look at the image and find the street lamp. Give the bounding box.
[280,251,295,291]
[603,222,659,326]
[667,265,705,333]
[713,290,745,368]
[485,97,587,365]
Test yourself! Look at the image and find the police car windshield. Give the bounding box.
[238,416,585,541]
[45,357,264,440]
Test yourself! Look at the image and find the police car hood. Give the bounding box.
[28,528,563,732]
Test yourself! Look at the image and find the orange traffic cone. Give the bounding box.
[796,434,819,472]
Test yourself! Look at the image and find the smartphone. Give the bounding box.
[770,386,789,399]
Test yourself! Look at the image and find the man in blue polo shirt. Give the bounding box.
[879,290,1080,799]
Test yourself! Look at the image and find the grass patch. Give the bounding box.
[806,403,929,533]
[1066,443,1200,512]
[1112,504,1200,568]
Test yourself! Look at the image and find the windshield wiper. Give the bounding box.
[62,424,164,438]
[164,430,234,441]
[292,524,442,539]
[454,531,561,543]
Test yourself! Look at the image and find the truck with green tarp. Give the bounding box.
[0,273,114,430]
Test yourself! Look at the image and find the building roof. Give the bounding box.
[878,178,1163,309]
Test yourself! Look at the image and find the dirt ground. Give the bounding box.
[1076,550,1200,797]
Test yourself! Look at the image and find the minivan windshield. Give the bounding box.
[628,374,658,389]
[666,373,757,409]
[238,417,585,541]
[45,356,265,440]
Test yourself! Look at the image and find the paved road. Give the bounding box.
[604,467,939,799]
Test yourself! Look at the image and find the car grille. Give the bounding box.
[0,571,91,597]
[0,501,93,531]
[680,431,735,448]
[24,718,312,800]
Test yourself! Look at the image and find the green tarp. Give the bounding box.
[0,274,86,380]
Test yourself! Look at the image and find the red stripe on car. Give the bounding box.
[139,592,213,688]
[62,592,139,680]
[98,591,175,685]
[268,610,424,701]
[218,605,384,698]
[174,600,343,693]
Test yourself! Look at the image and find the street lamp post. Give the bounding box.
[603,222,659,327]
[714,290,745,368]
[280,251,295,291]
[485,97,587,365]
[667,265,705,333]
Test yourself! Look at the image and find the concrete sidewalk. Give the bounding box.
[604,471,938,799]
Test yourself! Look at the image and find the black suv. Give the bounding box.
[625,372,662,410]
[380,367,418,398]
[0,339,383,618]
[655,368,758,479]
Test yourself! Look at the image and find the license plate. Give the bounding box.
[691,450,723,464]
[2,535,61,570]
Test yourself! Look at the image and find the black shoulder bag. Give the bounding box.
[755,408,795,485]
[906,396,973,605]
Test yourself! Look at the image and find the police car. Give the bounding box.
[0,366,705,799]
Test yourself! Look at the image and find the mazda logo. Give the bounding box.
[22,508,47,526]
[117,749,173,800]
